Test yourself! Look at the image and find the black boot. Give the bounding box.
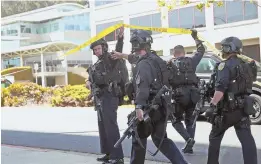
[182,138,195,154]
[97,154,110,162]
[102,158,124,164]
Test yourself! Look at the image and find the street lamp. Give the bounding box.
[33,61,39,85]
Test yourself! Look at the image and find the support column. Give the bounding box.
[89,0,98,64]
[41,52,45,87]
[64,55,68,85]
[20,55,23,66]
[258,1,261,61]
[161,6,170,56]
[205,4,216,47]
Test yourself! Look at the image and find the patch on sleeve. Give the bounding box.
[136,75,141,85]
[218,62,225,71]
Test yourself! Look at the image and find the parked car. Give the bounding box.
[161,52,261,125]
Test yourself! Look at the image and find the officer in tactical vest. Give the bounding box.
[168,29,205,154]
[205,37,257,164]
[124,29,189,164]
[86,27,126,164]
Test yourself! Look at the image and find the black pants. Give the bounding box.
[130,119,188,164]
[207,110,257,164]
[172,86,198,141]
[97,91,124,159]
[172,105,196,141]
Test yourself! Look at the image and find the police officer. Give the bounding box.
[86,27,125,164]
[205,36,257,164]
[121,29,189,164]
[168,29,205,154]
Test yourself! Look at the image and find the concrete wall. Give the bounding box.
[55,76,66,85]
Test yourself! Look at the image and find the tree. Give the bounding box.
[1,0,89,18]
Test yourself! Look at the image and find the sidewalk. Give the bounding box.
[2,107,261,164]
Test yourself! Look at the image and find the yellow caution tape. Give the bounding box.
[60,22,256,64]
[60,23,193,57]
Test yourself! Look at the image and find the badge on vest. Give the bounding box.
[218,62,225,71]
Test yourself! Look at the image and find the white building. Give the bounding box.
[90,0,261,62]
[1,3,92,86]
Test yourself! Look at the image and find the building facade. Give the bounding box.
[90,0,261,63]
[1,3,92,86]
[1,3,92,69]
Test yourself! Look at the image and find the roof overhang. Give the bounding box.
[1,41,78,59]
[1,8,90,25]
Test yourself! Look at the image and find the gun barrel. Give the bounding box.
[114,133,128,148]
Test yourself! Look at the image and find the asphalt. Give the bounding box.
[1,145,166,164]
[1,107,261,164]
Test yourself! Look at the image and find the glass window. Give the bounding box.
[213,1,258,25]
[95,0,119,6]
[43,27,47,33]
[20,25,25,33]
[53,23,59,31]
[169,9,179,28]
[244,1,258,20]
[25,28,31,33]
[75,25,80,30]
[196,57,216,73]
[194,8,206,28]
[213,3,226,25]
[226,0,243,23]
[96,20,122,41]
[151,13,162,34]
[179,7,194,29]
[130,13,161,35]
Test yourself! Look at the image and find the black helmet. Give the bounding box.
[90,38,108,53]
[130,30,153,52]
[220,36,242,54]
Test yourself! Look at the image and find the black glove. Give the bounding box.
[191,29,198,40]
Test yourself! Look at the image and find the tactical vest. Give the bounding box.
[91,53,122,86]
[227,59,256,95]
[140,52,171,96]
[168,57,198,88]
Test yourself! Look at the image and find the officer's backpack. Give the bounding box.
[234,59,257,94]
[168,57,198,88]
[147,50,171,87]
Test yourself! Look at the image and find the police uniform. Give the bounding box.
[130,30,189,164]
[205,37,258,164]
[89,36,125,164]
[169,31,205,153]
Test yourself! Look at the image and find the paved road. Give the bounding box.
[1,145,167,164]
[2,107,261,164]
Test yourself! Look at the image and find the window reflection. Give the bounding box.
[130,13,161,35]
[169,7,206,29]
[96,20,123,41]
[226,0,243,23]
[213,1,258,25]
[179,7,194,29]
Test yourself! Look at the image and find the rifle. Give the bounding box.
[114,85,175,157]
[192,80,208,128]
[114,104,159,148]
[87,67,102,121]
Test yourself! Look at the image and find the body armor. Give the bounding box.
[169,57,198,88]
[226,59,254,95]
